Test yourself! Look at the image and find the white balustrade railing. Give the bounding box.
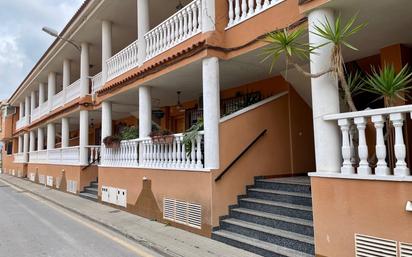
[227,0,284,28]
[91,72,103,93]
[106,40,139,81]
[101,139,140,167]
[40,101,48,116]
[65,79,81,103]
[145,0,202,61]
[14,153,26,163]
[52,91,64,110]
[324,105,412,178]
[101,132,204,170]
[32,107,40,121]
[16,116,28,130]
[27,146,99,165]
[87,145,101,164]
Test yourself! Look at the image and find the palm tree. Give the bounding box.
[363,64,412,107]
[262,14,366,112]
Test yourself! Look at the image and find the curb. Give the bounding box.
[0,176,179,257]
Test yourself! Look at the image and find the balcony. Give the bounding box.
[104,0,202,83]
[16,116,29,130]
[13,153,26,163]
[319,105,412,181]
[29,146,100,166]
[101,132,204,170]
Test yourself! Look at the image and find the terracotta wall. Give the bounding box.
[98,167,213,236]
[27,163,98,193]
[1,153,26,176]
[212,93,291,226]
[311,177,412,257]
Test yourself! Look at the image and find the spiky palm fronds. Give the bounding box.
[182,119,204,157]
[261,27,313,72]
[364,64,412,107]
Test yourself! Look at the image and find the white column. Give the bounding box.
[23,133,29,162]
[48,72,56,110]
[202,57,220,169]
[47,123,56,150]
[61,117,70,148]
[79,110,89,165]
[80,43,90,97]
[102,101,112,139]
[31,91,36,113]
[202,0,215,32]
[29,130,36,152]
[139,86,152,137]
[39,83,45,104]
[25,95,30,123]
[308,9,340,173]
[102,20,112,82]
[18,135,23,153]
[63,59,71,102]
[19,102,24,119]
[138,0,150,65]
[38,127,44,150]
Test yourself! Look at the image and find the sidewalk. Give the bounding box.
[0,174,259,257]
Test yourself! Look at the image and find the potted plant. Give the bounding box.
[182,119,203,156]
[103,135,121,148]
[149,130,174,144]
[119,126,139,140]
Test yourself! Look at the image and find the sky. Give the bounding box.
[0,0,84,101]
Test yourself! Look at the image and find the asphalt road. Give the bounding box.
[0,180,162,257]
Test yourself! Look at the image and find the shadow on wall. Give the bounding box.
[129,179,162,220]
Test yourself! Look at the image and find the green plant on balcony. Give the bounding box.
[363,64,412,107]
[182,119,203,157]
[262,14,366,112]
[119,126,139,140]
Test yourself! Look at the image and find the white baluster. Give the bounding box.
[182,9,188,38]
[371,115,390,176]
[187,6,193,36]
[228,0,234,26]
[181,137,186,168]
[256,0,262,12]
[263,0,270,8]
[162,24,167,50]
[172,138,177,168]
[390,113,410,176]
[196,135,202,168]
[166,21,171,47]
[176,137,182,167]
[338,119,354,174]
[178,12,183,40]
[174,16,179,42]
[354,117,371,175]
[190,138,196,168]
[241,0,247,19]
[168,143,173,168]
[191,3,198,32]
[247,0,255,17]
[234,0,241,22]
[349,124,358,167]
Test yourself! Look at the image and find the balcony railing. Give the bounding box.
[324,105,412,179]
[226,0,284,28]
[101,132,204,170]
[144,0,202,61]
[14,153,26,163]
[16,116,29,130]
[106,40,139,82]
[65,79,81,103]
[91,72,103,94]
[29,146,100,165]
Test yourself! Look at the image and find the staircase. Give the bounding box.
[212,176,314,257]
[79,180,98,202]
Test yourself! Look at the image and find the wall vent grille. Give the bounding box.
[355,234,397,257]
[163,198,201,229]
[66,180,77,194]
[39,175,45,185]
[401,242,412,257]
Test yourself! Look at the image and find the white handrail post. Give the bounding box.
[338,119,354,174]
[390,113,410,176]
[372,115,390,176]
[354,117,371,175]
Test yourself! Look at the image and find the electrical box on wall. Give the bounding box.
[406,201,412,212]
[46,176,53,187]
[101,186,127,207]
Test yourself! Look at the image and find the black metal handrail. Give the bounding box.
[81,156,100,171]
[215,129,267,182]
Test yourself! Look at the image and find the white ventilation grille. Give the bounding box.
[39,175,46,185]
[355,234,397,257]
[66,180,77,194]
[163,198,202,229]
[401,242,412,257]
[29,173,35,182]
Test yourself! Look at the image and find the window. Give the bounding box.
[6,142,12,155]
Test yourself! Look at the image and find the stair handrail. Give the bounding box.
[215,129,267,182]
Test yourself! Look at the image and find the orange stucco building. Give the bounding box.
[1,0,412,256]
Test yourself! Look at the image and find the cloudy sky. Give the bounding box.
[0,0,84,101]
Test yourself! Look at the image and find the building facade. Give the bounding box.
[1,0,412,256]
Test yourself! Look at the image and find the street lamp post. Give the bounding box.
[42,26,81,52]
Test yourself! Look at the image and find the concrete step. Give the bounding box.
[247,188,312,207]
[220,218,314,254]
[212,230,313,257]
[89,182,98,188]
[239,198,313,220]
[84,187,98,194]
[230,208,314,236]
[79,192,98,202]
[255,179,311,194]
